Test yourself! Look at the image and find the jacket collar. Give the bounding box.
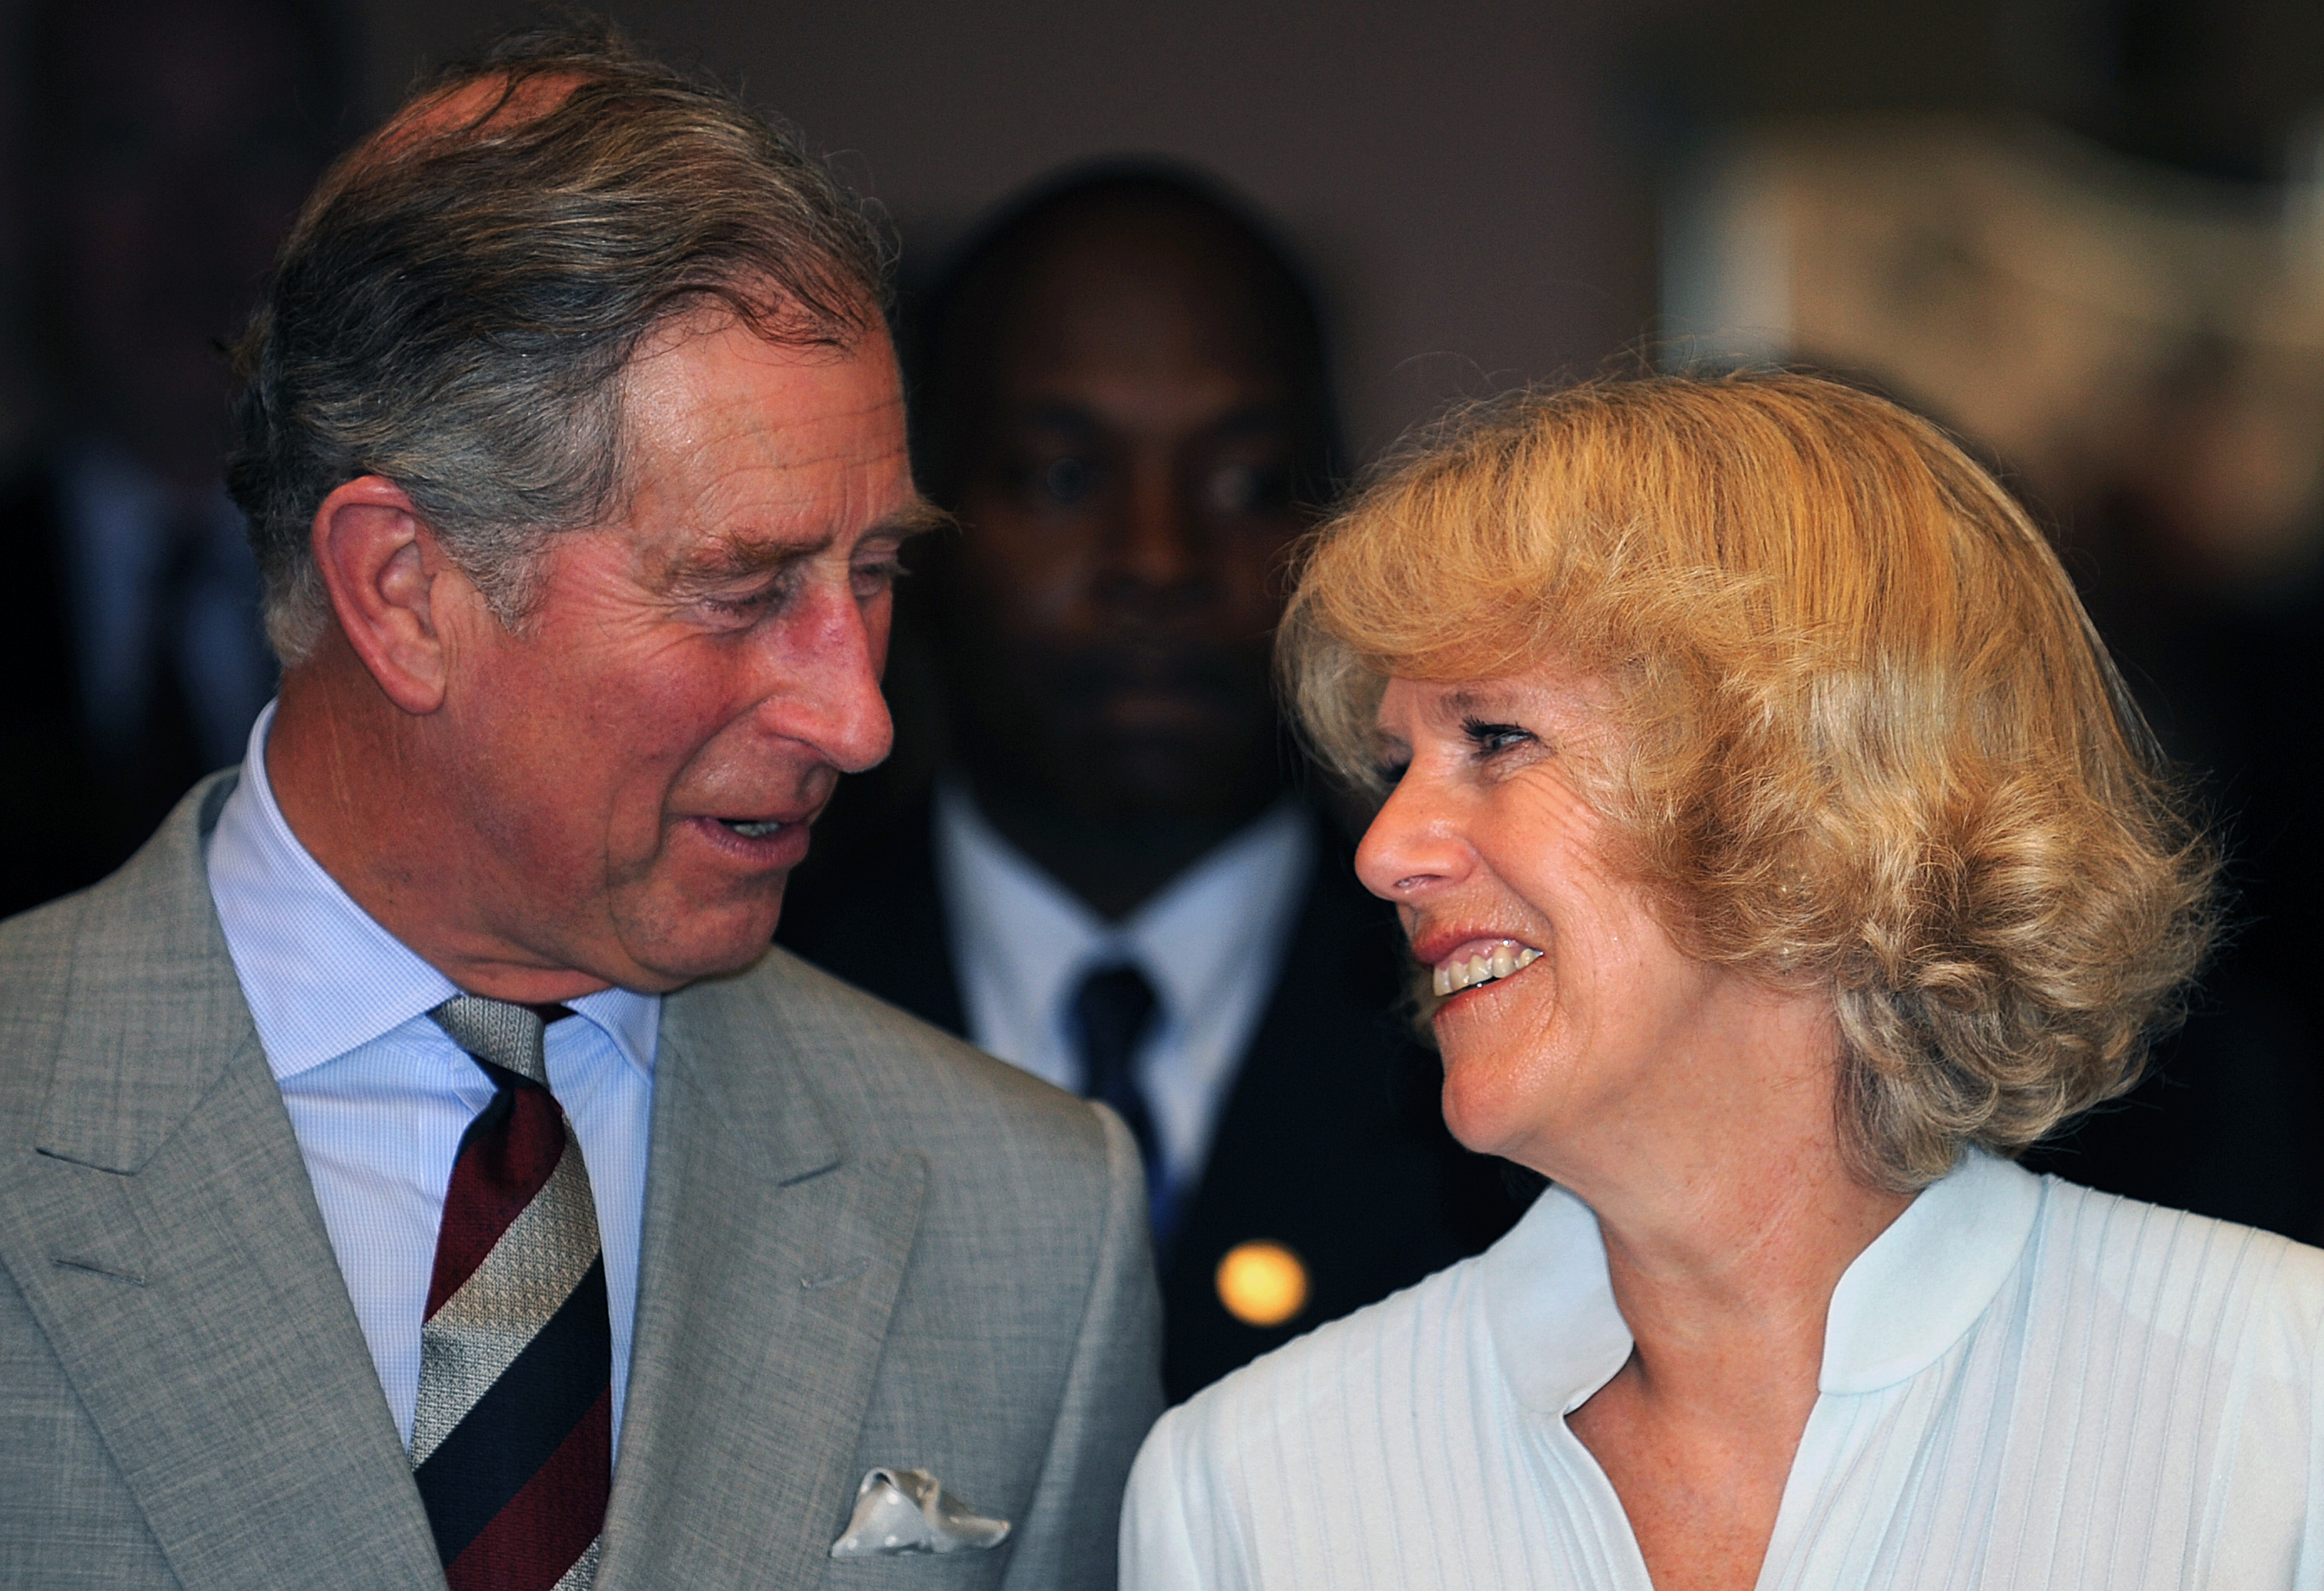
[1483,1147,2046,1414]
[8,774,446,1590]
[36,772,259,1172]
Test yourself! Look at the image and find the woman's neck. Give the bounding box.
[1595,1151,1910,1420]
[1544,997,1914,1591]
[1536,990,1911,1398]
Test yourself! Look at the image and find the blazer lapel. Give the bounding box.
[599,955,926,1591]
[0,779,441,1590]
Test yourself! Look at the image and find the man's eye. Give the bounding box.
[703,575,793,620]
[707,590,778,618]
[851,559,904,599]
[1038,456,1096,505]
[1202,461,1293,517]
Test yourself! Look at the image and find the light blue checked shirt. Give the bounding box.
[204,702,659,1456]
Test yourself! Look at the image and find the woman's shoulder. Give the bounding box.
[2024,1171,2324,1366]
[1123,1251,1519,1591]
[1162,1242,1501,1455]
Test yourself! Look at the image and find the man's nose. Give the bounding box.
[760,578,895,775]
[1354,769,1468,904]
[1104,458,1203,596]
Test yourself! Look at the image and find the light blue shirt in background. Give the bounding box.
[933,777,1312,1197]
[203,702,660,1456]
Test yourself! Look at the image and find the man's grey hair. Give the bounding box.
[226,24,892,663]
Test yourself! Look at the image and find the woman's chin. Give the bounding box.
[1436,1055,1540,1162]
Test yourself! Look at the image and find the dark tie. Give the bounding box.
[1071,963,1175,1240]
[415,996,609,1591]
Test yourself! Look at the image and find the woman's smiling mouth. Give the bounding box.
[1432,938,1543,996]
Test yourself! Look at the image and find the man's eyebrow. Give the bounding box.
[1010,401,1099,434]
[1208,406,1294,440]
[877,497,956,542]
[664,497,954,585]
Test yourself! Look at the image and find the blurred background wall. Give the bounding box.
[10,0,2323,476]
[0,0,1669,465]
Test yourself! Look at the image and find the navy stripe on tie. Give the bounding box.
[414,1257,612,1566]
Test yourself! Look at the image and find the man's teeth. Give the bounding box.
[1432,942,1541,997]
[721,818,784,838]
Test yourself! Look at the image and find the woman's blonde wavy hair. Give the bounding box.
[1281,370,2217,1192]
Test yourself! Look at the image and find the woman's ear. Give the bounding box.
[308,475,454,714]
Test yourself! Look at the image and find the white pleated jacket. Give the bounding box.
[1123,1150,2324,1589]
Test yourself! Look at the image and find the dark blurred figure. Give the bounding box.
[0,0,347,916]
[779,167,1519,1401]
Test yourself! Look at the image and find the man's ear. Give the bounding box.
[310,475,458,714]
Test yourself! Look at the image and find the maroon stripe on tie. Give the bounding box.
[427,1081,568,1316]
[441,1386,611,1591]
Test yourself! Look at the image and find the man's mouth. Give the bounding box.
[1431,938,1543,997]
[717,817,789,839]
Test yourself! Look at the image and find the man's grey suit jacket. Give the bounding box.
[0,775,1164,1589]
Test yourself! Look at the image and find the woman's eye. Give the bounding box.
[1462,718,1533,756]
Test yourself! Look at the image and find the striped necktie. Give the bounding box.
[414,996,610,1591]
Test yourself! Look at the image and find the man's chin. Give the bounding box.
[609,892,787,991]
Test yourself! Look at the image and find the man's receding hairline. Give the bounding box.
[356,67,588,174]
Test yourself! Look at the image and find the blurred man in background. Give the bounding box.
[780,167,1519,1402]
[0,0,347,916]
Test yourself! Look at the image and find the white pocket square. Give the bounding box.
[829,1466,1012,1558]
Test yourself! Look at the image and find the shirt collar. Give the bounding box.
[932,777,1313,1039]
[205,701,660,1083]
[933,778,1108,1058]
[1118,801,1312,1032]
[1482,1147,2046,1414]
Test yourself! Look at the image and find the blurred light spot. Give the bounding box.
[1216,1239,1309,1327]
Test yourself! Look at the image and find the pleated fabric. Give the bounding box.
[1123,1152,2324,1590]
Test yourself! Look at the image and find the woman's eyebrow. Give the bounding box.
[1440,686,1519,722]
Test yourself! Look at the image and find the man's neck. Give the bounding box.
[961,768,1283,923]
[267,652,614,1004]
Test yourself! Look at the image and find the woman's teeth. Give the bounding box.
[721,818,784,838]
[1432,941,1541,996]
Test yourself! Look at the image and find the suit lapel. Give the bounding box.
[599,952,926,1591]
[0,778,442,1589]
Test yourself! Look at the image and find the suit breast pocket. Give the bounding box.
[820,1547,1012,1590]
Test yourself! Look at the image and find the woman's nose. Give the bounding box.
[1355,768,1469,904]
